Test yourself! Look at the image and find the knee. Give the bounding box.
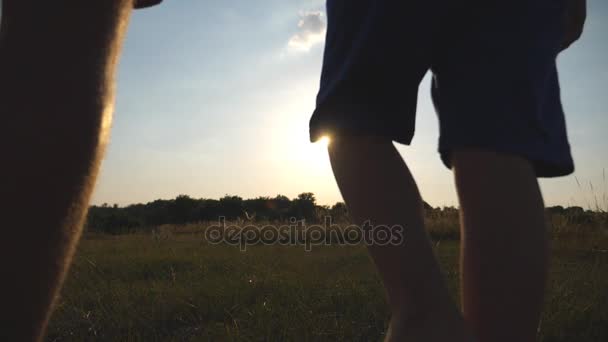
[451,148,535,177]
[451,148,542,208]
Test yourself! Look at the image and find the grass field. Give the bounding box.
[46,215,608,341]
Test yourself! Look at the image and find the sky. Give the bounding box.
[5,0,606,208]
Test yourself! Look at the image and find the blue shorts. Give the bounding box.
[310,0,574,177]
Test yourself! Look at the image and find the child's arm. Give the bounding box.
[562,0,586,51]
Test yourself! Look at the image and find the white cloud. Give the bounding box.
[287,11,326,52]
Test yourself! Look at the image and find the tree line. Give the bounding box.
[87,193,347,234]
[86,193,604,235]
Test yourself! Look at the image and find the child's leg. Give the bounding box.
[328,136,470,342]
[452,148,548,342]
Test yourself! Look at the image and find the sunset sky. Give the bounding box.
[85,0,607,208]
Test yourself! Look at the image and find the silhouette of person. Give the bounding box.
[310,0,586,341]
[0,1,161,341]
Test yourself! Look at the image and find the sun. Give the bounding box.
[318,135,331,147]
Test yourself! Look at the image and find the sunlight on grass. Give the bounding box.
[48,217,608,341]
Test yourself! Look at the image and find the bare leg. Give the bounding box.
[0,1,134,340]
[452,149,548,342]
[328,136,470,341]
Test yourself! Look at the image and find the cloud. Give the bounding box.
[287,11,326,52]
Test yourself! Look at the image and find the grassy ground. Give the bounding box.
[46,219,608,341]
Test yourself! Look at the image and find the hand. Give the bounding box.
[561,0,586,51]
[134,0,163,9]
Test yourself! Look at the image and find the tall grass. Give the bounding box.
[46,213,608,341]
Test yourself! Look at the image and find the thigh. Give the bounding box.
[431,0,574,177]
[310,0,433,145]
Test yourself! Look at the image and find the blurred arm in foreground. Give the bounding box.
[0,0,159,340]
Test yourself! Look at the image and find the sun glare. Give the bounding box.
[318,135,331,147]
